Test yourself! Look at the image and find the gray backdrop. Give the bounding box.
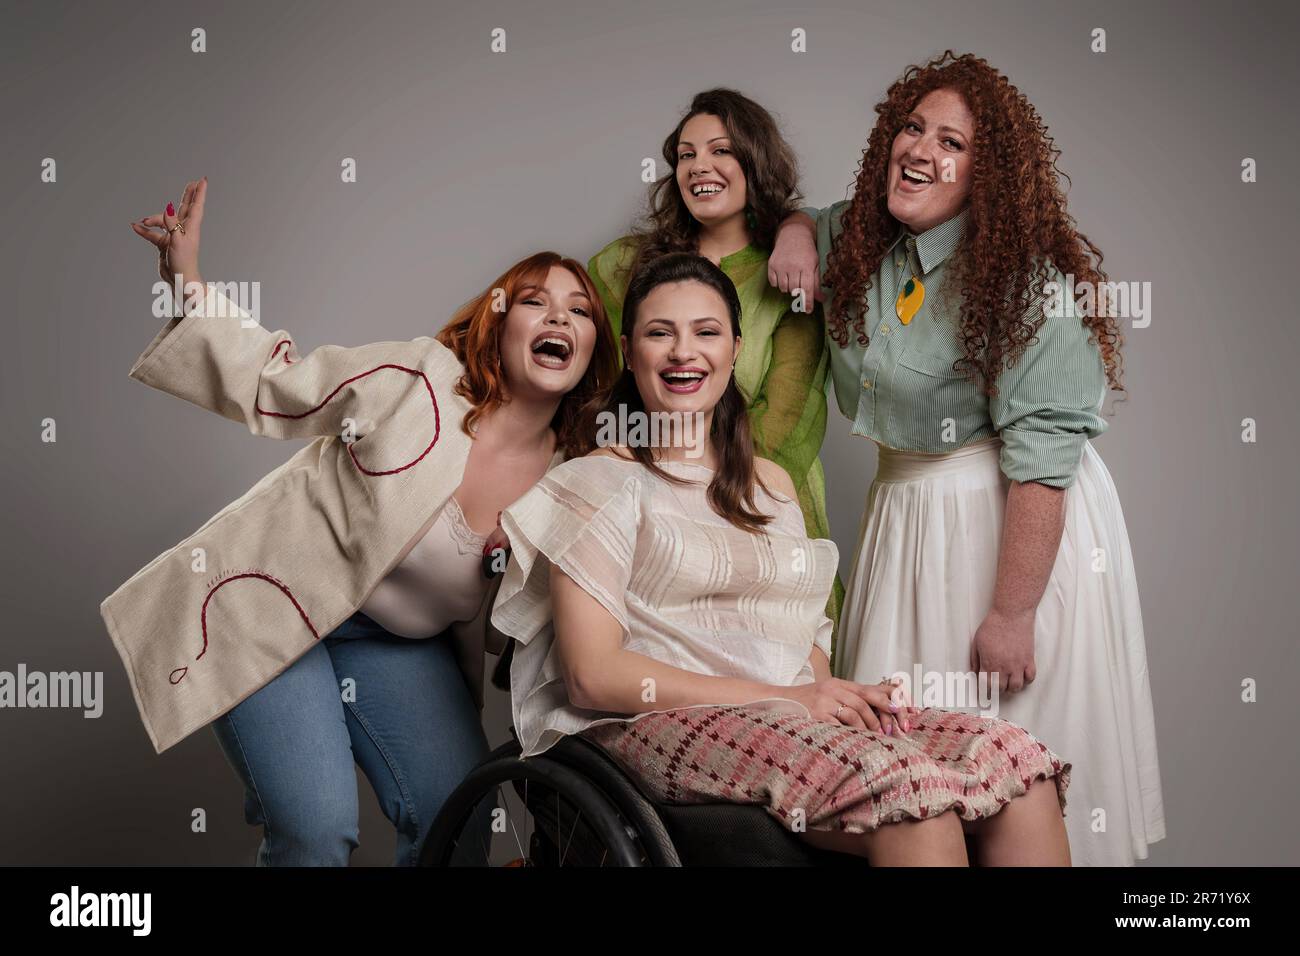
[1,0,1296,865]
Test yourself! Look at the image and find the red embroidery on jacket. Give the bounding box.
[254,363,441,476]
[168,571,319,685]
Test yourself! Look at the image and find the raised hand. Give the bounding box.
[130,177,208,293]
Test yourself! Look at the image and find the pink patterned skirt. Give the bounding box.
[580,705,1070,834]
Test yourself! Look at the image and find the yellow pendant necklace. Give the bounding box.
[895,269,925,325]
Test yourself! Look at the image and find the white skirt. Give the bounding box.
[836,437,1166,866]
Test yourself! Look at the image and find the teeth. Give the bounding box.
[662,371,704,379]
[691,183,724,196]
[901,167,933,184]
[531,336,571,356]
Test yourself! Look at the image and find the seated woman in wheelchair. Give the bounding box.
[490,251,1072,866]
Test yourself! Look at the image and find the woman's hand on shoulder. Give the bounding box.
[768,211,823,302]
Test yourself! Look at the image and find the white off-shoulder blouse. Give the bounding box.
[491,454,839,758]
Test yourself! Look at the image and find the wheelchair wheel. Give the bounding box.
[419,738,678,867]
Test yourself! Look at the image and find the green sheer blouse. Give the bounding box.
[588,236,845,653]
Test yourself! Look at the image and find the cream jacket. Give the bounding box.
[101,286,550,753]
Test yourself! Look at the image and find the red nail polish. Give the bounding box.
[166,202,175,217]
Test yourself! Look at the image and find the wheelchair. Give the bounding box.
[418,646,871,867]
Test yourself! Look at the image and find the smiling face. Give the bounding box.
[623,279,740,421]
[497,265,598,401]
[887,87,975,233]
[676,112,748,229]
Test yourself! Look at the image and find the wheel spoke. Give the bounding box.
[439,755,644,868]
[503,784,527,864]
[477,791,494,866]
[560,803,583,866]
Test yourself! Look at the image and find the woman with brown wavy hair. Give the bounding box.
[587,89,844,649]
[108,175,617,864]
[767,52,1164,865]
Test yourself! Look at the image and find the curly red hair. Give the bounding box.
[435,252,618,459]
[823,50,1124,396]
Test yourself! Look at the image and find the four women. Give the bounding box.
[110,50,1163,866]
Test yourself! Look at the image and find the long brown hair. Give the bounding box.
[436,251,618,459]
[626,88,804,281]
[610,252,775,533]
[823,51,1124,396]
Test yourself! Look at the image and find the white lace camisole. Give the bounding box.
[359,495,493,638]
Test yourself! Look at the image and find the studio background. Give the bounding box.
[2,0,1296,865]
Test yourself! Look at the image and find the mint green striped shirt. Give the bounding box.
[800,202,1108,488]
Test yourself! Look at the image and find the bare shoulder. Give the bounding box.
[754,457,797,502]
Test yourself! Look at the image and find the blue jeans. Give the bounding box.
[211,611,490,866]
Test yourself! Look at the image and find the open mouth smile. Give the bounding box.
[659,366,708,394]
[530,332,574,370]
[898,165,935,191]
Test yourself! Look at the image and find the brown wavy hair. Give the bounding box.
[436,251,618,459]
[609,252,775,534]
[626,88,804,280]
[823,50,1124,396]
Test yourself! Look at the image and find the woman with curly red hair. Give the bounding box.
[768,51,1164,865]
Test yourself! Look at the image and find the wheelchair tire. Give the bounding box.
[536,734,682,866]
[419,740,649,867]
